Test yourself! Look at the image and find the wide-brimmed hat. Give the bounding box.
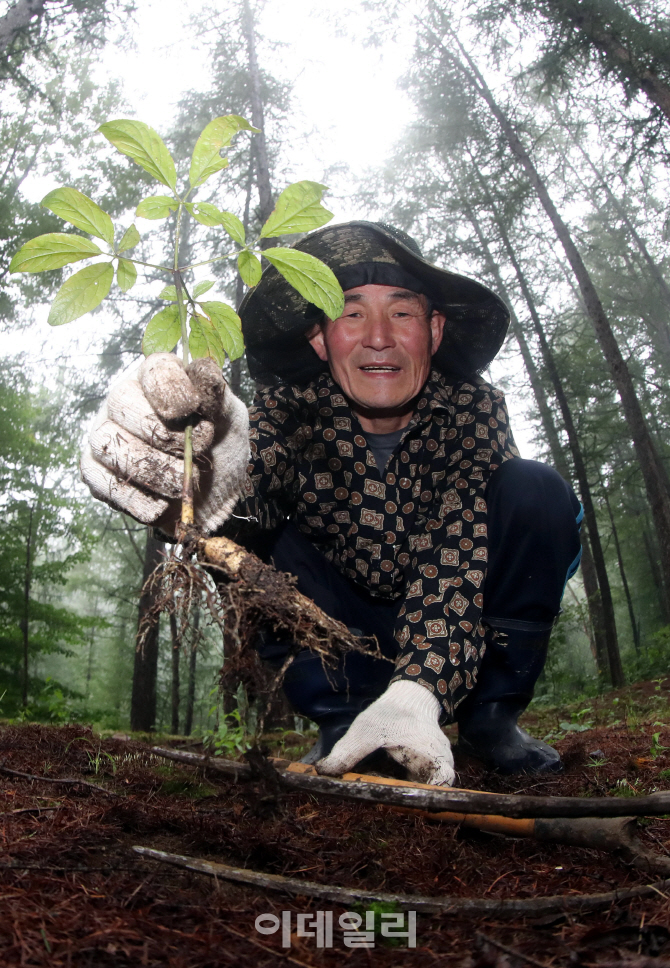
[239,221,510,386]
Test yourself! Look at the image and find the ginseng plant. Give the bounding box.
[10,115,344,533]
[9,117,372,733]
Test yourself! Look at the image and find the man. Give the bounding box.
[82,221,582,786]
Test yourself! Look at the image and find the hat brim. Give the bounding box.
[240,221,510,386]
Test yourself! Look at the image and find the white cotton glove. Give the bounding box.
[80,352,250,535]
[316,680,456,787]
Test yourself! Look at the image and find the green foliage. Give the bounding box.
[118,225,140,252]
[188,115,259,188]
[99,119,178,190]
[0,364,102,715]
[650,726,670,758]
[9,233,102,273]
[260,180,334,238]
[238,249,262,286]
[202,708,248,757]
[263,247,344,321]
[41,187,115,246]
[116,258,137,292]
[142,306,181,355]
[136,195,179,220]
[47,262,114,325]
[475,0,670,126]
[11,115,343,365]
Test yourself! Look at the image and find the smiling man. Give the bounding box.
[82,221,583,785]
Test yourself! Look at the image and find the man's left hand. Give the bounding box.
[316,680,455,786]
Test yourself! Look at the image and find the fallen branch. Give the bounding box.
[148,746,670,873]
[279,770,670,820]
[149,746,670,819]
[0,765,120,797]
[0,806,61,817]
[133,846,670,918]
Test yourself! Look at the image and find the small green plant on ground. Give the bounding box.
[650,725,670,758]
[202,707,248,757]
[351,902,412,948]
[613,778,639,797]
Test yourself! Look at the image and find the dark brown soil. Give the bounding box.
[0,721,669,966]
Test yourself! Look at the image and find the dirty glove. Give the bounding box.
[80,352,250,535]
[316,680,455,786]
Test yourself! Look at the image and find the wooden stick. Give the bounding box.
[149,746,670,871]
[149,746,670,819]
[132,846,670,918]
[0,765,120,797]
[0,806,61,817]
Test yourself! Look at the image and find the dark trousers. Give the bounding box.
[255,460,582,711]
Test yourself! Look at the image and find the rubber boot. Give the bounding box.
[455,625,562,775]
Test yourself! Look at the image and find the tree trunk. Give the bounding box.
[578,533,609,672]
[463,201,569,478]
[130,530,164,732]
[241,0,274,226]
[642,521,670,624]
[231,162,255,396]
[21,504,34,708]
[0,0,45,55]
[573,140,670,310]
[439,27,670,615]
[464,174,621,683]
[497,220,622,685]
[540,0,670,125]
[602,488,640,654]
[85,598,99,701]
[183,606,199,737]
[169,609,180,735]
[554,129,670,359]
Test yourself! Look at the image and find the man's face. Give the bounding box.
[307,284,446,432]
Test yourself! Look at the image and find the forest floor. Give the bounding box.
[1,680,670,966]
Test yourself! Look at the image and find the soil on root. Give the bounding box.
[0,722,669,966]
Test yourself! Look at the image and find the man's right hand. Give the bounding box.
[80,353,250,535]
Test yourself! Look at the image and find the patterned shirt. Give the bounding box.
[228,368,520,718]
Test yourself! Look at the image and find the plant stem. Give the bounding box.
[173,203,194,529]
[122,257,173,272]
[178,252,240,272]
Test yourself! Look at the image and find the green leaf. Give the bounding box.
[219,211,245,245]
[142,305,181,356]
[193,279,215,298]
[136,195,178,220]
[184,202,245,244]
[189,115,259,188]
[118,224,140,252]
[99,120,177,190]
[9,233,102,273]
[189,315,226,366]
[263,247,344,320]
[184,201,225,227]
[199,301,244,360]
[237,249,262,287]
[260,181,334,239]
[158,284,177,300]
[41,187,115,246]
[117,258,137,293]
[47,263,114,326]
